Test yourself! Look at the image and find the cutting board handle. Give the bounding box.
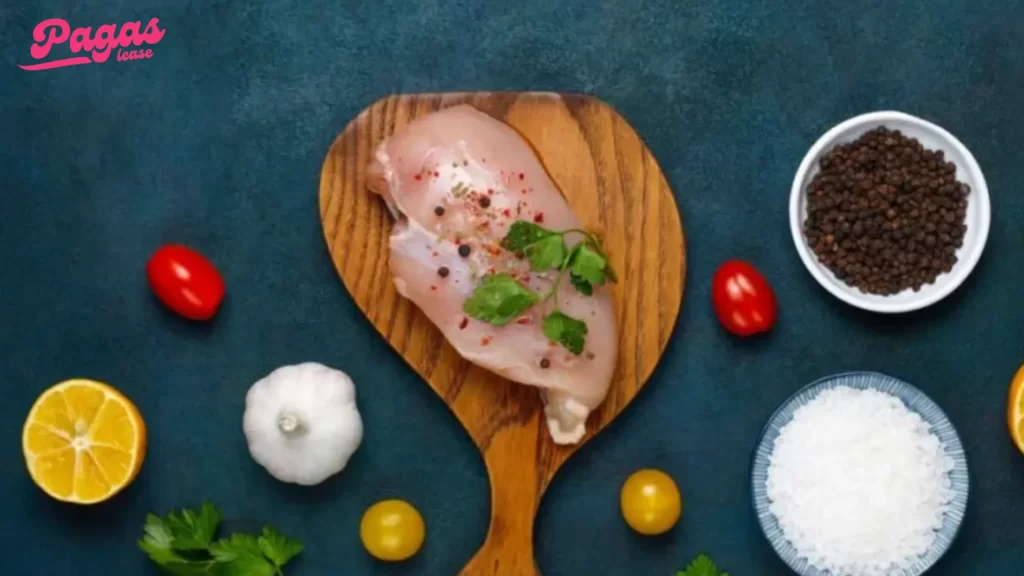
[458,425,542,575]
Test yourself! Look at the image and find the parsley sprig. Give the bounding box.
[462,221,616,355]
[677,553,729,576]
[139,501,303,576]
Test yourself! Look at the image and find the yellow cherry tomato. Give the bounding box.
[360,499,425,561]
[620,468,682,535]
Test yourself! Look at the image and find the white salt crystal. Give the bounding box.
[766,386,955,576]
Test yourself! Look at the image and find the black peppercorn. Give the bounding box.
[802,126,968,296]
[458,244,471,257]
[479,196,491,208]
[434,205,445,216]
[540,358,551,369]
[437,266,449,278]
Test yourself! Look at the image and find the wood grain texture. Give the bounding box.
[319,92,685,575]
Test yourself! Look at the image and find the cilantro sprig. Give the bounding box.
[462,221,616,355]
[139,502,303,576]
[677,553,729,576]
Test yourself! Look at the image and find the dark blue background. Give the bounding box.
[2,1,1023,574]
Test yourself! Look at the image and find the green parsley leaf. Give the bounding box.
[140,514,186,564]
[569,273,592,296]
[146,560,223,576]
[501,221,556,252]
[258,526,304,568]
[209,533,262,562]
[140,502,303,576]
[463,273,541,326]
[525,234,567,271]
[210,534,275,576]
[568,243,607,290]
[139,513,223,575]
[542,311,588,355]
[165,501,222,550]
[677,553,728,576]
[222,559,275,576]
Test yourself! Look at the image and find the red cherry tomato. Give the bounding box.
[146,244,225,320]
[711,259,777,336]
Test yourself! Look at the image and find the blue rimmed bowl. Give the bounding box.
[751,371,969,576]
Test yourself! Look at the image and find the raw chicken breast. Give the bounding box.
[367,104,618,444]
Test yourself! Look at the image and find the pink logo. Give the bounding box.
[19,18,165,71]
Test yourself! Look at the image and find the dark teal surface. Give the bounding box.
[2,1,1024,574]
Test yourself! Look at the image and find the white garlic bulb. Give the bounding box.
[242,362,363,485]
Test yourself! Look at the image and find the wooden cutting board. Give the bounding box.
[319,92,685,575]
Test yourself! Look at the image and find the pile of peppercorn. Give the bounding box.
[802,126,970,296]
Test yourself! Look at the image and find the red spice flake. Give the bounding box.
[458,317,469,330]
[533,212,545,223]
[432,251,439,257]
[502,208,512,218]
[481,336,492,346]
[486,267,496,275]
[433,171,440,177]
[487,188,495,195]
[521,189,528,194]
[430,285,438,291]
[414,174,422,181]
[518,173,525,180]
[516,317,531,325]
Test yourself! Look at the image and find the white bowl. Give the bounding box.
[789,111,991,313]
[751,371,969,576]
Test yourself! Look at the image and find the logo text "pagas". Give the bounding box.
[19,18,165,71]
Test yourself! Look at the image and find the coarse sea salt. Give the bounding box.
[765,386,955,576]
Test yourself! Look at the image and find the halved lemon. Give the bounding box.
[1008,363,1024,454]
[22,379,147,504]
